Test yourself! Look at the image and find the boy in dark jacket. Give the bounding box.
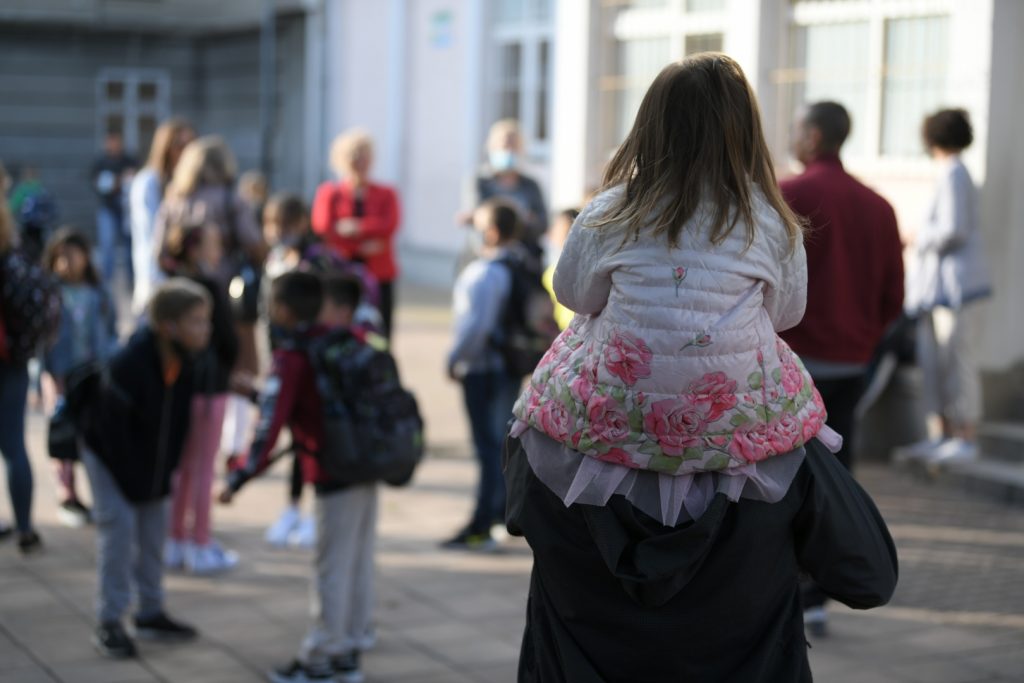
[81,278,212,659]
[220,271,370,683]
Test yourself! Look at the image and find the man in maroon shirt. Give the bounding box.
[781,101,904,636]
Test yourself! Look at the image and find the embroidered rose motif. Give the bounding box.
[688,372,739,422]
[536,400,573,442]
[673,266,687,296]
[681,332,712,351]
[729,422,772,463]
[587,394,631,444]
[603,331,653,386]
[779,358,804,395]
[597,448,634,467]
[643,398,707,456]
[769,413,803,452]
[570,356,600,404]
[802,396,827,442]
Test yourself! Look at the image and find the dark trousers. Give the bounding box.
[378,281,395,341]
[802,373,865,610]
[462,370,521,534]
[0,363,33,535]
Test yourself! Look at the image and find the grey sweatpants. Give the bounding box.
[82,450,166,625]
[300,484,378,665]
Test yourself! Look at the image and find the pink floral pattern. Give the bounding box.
[603,331,653,386]
[514,326,828,475]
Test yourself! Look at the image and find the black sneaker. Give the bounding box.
[93,622,137,659]
[17,531,43,555]
[133,612,198,642]
[330,651,364,683]
[439,527,498,552]
[0,522,12,541]
[58,499,92,528]
[267,659,336,683]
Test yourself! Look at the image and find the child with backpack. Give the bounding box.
[80,278,211,659]
[220,271,385,683]
[0,167,61,553]
[160,221,240,574]
[442,199,536,551]
[42,228,118,528]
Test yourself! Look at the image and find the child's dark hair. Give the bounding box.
[161,220,207,274]
[560,208,581,223]
[271,271,323,324]
[478,198,521,242]
[266,193,309,232]
[43,227,101,285]
[322,272,362,311]
[149,277,212,324]
[922,109,973,152]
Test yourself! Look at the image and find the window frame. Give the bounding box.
[96,67,171,157]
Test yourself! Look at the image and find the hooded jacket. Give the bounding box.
[506,438,898,683]
[83,327,195,503]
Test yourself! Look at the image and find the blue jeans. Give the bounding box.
[96,206,132,289]
[461,370,521,534]
[0,363,34,534]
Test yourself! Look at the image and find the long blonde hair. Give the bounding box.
[167,135,237,199]
[329,128,374,178]
[145,118,194,184]
[595,53,802,250]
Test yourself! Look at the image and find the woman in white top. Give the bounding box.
[906,109,992,460]
[129,119,195,317]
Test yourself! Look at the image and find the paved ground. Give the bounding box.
[1,289,1023,683]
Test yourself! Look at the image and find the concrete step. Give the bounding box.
[977,421,1024,463]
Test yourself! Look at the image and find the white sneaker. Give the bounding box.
[265,506,301,547]
[894,437,945,463]
[933,438,979,463]
[186,541,239,575]
[164,539,189,570]
[289,516,317,549]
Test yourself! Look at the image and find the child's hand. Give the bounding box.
[217,489,235,505]
[335,218,360,237]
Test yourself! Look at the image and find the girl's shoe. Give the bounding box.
[57,499,92,528]
[265,506,301,547]
[289,516,317,549]
[164,539,189,570]
[0,522,12,541]
[17,531,44,556]
[186,541,239,575]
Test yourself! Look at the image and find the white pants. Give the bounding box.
[301,484,378,665]
[917,306,982,431]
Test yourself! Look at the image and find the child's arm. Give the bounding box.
[222,353,302,498]
[552,204,613,316]
[448,262,512,375]
[793,442,898,609]
[762,227,807,332]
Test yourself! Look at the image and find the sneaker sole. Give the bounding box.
[57,508,89,528]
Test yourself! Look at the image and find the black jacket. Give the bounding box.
[506,437,898,683]
[83,328,195,503]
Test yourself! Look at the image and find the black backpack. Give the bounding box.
[47,360,106,461]
[494,250,560,378]
[306,329,424,486]
[0,249,61,364]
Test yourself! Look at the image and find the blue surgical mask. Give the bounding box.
[489,150,517,172]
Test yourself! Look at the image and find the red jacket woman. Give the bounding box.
[311,129,401,337]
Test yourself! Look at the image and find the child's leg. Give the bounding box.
[461,372,506,534]
[345,484,378,652]
[300,490,362,667]
[81,450,135,625]
[133,496,167,621]
[187,394,228,546]
[169,420,201,543]
[289,453,304,506]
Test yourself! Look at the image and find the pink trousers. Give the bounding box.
[169,394,228,545]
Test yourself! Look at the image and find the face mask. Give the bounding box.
[489,150,517,172]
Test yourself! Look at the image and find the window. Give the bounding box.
[491,0,554,156]
[597,1,728,156]
[685,32,724,55]
[96,69,170,158]
[778,0,952,160]
[881,15,949,156]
